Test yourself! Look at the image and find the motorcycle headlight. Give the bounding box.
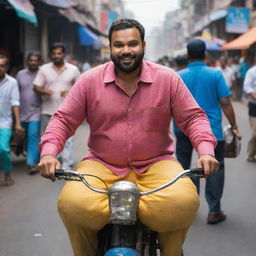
[108,181,140,225]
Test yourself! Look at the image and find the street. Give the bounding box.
[0,100,255,256]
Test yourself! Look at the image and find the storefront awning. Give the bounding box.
[7,0,37,24]
[39,0,74,9]
[78,26,108,49]
[222,27,256,50]
[59,7,106,36]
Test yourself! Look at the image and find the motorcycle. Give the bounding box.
[55,167,204,256]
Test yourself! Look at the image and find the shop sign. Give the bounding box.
[226,7,250,34]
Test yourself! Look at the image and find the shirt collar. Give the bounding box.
[188,61,206,67]
[0,74,8,85]
[103,60,153,85]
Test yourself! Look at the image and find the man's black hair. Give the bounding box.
[187,39,206,60]
[108,18,145,43]
[26,51,42,61]
[0,54,9,66]
[175,55,188,67]
[51,42,66,53]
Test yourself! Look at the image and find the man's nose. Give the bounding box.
[122,45,131,53]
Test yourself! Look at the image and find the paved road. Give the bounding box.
[1,100,255,256]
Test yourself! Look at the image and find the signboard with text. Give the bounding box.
[226,7,250,34]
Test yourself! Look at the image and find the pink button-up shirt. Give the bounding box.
[40,61,216,177]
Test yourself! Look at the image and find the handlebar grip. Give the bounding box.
[189,168,204,178]
[55,168,65,177]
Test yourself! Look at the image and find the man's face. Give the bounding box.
[220,58,226,68]
[27,55,40,71]
[0,58,8,78]
[110,28,145,73]
[51,48,65,66]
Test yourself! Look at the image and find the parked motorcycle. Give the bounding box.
[55,167,204,256]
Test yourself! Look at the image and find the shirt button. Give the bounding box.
[129,125,132,129]
[129,141,132,144]
[128,108,132,112]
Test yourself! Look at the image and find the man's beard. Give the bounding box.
[53,58,64,66]
[29,65,38,71]
[111,50,144,73]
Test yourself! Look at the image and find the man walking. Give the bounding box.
[217,56,237,98]
[34,43,80,169]
[243,65,256,162]
[174,39,241,224]
[16,51,42,174]
[0,55,24,185]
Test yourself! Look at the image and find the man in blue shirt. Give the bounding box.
[174,39,241,224]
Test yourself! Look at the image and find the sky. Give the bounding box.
[123,0,179,33]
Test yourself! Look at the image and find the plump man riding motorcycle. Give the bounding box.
[38,18,219,256]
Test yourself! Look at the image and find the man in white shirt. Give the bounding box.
[217,56,237,96]
[34,43,80,169]
[243,65,256,162]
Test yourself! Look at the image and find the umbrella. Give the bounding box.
[203,39,222,51]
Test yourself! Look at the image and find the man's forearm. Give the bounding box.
[12,106,21,125]
[34,85,52,95]
[221,99,237,127]
[220,98,237,128]
[248,92,256,101]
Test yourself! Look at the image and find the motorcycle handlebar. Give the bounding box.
[55,167,204,196]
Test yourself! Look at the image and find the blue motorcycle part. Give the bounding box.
[104,247,140,256]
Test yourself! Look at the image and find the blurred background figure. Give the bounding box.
[174,55,188,71]
[16,51,42,175]
[0,54,24,185]
[33,43,80,170]
[217,56,237,99]
[243,63,256,162]
[81,60,91,73]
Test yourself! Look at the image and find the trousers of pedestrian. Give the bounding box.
[0,128,12,173]
[21,121,40,165]
[175,131,224,213]
[247,116,256,158]
[57,160,199,256]
[41,114,74,168]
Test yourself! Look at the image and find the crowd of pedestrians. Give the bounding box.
[0,43,82,185]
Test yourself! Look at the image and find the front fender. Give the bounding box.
[104,247,140,256]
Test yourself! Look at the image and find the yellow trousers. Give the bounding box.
[58,160,199,256]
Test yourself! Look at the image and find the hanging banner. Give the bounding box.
[226,7,250,34]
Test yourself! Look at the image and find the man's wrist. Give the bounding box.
[231,124,238,129]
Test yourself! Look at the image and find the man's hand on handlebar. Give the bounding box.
[196,154,219,178]
[37,155,61,182]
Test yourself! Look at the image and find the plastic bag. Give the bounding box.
[223,125,241,158]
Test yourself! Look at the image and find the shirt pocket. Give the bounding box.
[142,105,170,132]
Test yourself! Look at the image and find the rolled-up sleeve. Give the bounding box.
[33,68,45,87]
[10,80,20,107]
